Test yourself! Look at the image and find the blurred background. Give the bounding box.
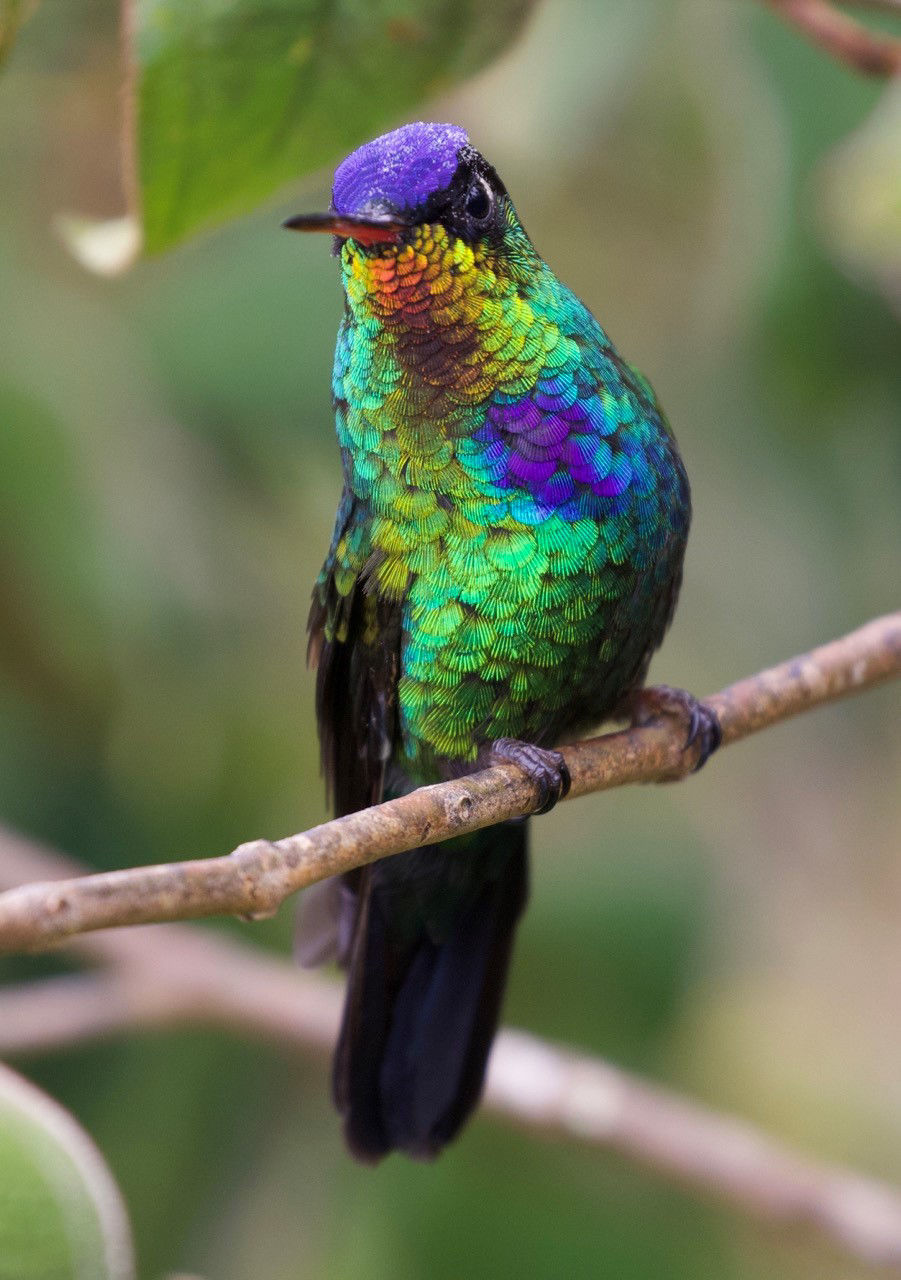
[1,0,899,1276]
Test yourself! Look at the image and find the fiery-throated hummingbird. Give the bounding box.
[285,122,719,1162]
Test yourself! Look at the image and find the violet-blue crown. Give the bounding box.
[332,122,470,217]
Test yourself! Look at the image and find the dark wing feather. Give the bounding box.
[304,487,405,1105]
[307,487,402,818]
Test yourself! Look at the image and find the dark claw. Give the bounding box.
[686,705,702,747]
[684,701,722,771]
[628,684,722,774]
[489,738,571,814]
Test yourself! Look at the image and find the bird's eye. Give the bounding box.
[464,178,492,221]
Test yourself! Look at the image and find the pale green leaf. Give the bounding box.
[818,79,901,316]
[0,1065,135,1280]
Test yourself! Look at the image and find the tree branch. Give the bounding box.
[763,0,901,76]
[0,612,898,954]
[3,831,901,1267]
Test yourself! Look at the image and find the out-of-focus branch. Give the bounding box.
[2,833,901,1268]
[763,0,901,76]
[0,612,898,954]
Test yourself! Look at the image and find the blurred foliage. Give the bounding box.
[0,1065,134,1280]
[818,77,901,317]
[0,0,38,68]
[124,0,532,255]
[0,1,900,1278]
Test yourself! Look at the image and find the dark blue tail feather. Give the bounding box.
[332,824,528,1161]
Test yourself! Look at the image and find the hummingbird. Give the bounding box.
[285,121,719,1162]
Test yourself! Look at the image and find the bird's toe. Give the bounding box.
[489,738,571,814]
[627,684,722,773]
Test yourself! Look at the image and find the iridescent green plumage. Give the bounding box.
[296,123,693,1162]
[313,219,688,778]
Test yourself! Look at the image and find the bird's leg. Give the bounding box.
[488,738,571,814]
[620,684,722,772]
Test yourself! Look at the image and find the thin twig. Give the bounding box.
[0,612,898,954]
[763,0,901,76]
[2,830,901,1268]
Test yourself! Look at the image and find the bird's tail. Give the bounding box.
[332,822,528,1162]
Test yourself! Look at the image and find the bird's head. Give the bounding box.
[284,123,535,298]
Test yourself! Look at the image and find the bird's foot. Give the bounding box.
[625,684,722,773]
[489,738,571,815]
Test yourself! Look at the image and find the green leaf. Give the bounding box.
[0,1065,135,1280]
[129,0,534,255]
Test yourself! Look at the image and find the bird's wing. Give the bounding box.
[300,485,402,970]
[307,485,402,818]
